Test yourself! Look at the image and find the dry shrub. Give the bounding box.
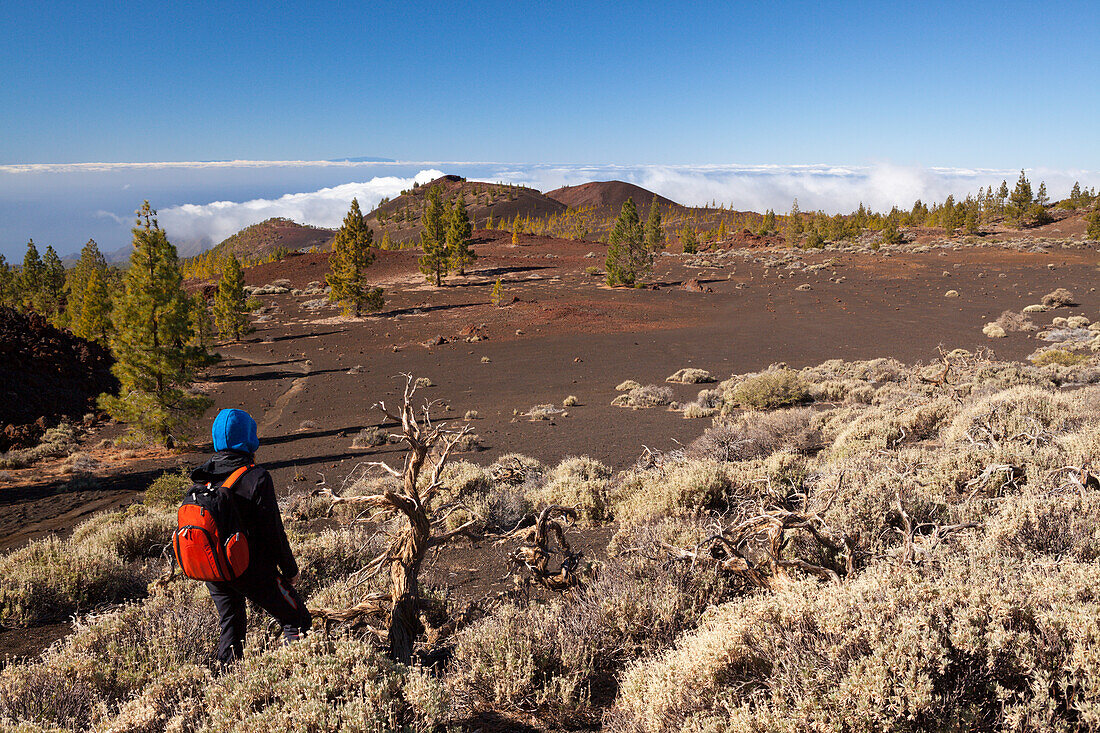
[995,309,1037,332]
[826,397,955,455]
[942,385,1084,446]
[45,583,219,702]
[0,422,78,470]
[198,635,445,732]
[527,404,563,420]
[100,664,210,733]
[986,489,1100,561]
[528,456,612,522]
[448,547,734,725]
[608,557,1100,732]
[435,461,531,533]
[611,384,674,409]
[666,368,715,384]
[1041,287,1078,308]
[70,504,175,561]
[448,601,596,723]
[688,407,822,462]
[0,536,145,626]
[293,526,388,595]
[489,453,544,486]
[451,432,483,452]
[351,426,388,448]
[143,468,191,509]
[0,662,103,731]
[726,369,809,410]
[612,460,732,525]
[615,379,642,391]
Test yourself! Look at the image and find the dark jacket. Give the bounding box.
[191,449,298,579]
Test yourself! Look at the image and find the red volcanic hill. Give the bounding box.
[545,180,683,216]
[366,175,566,246]
[212,218,334,260]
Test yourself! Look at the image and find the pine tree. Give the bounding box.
[511,214,521,245]
[66,239,108,329]
[18,240,45,312]
[490,277,504,306]
[1087,206,1100,240]
[446,198,475,275]
[784,199,804,244]
[758,209,776,236]
[213,253,251,341]
[75,267,112,343]
[327,198,382,313]
[681,227,698,254]
[40,245,66,324]
[644,196,664,250]
[964,197,980,235]
[99,201,212,446]
[1070,182,1082,208]
[1006,170,1033,227]
[716,219,727,242]
[995,180,1009,216]
[189,292,215,348]
[418,186,448,286]
[0,255,15,308]
[605,197,650,286]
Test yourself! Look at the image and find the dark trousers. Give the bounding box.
[206,570,312,665]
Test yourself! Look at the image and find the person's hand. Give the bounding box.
[288,573,300,586]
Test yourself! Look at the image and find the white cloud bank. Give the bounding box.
[480,163,1100,216]
[157,170,443,251]
[102,161,1097,254]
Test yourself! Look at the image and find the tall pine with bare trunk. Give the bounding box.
[99,201,212,446]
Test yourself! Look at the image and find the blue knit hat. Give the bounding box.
[212,409,259,454]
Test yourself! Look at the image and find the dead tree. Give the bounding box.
[311,374,478,663]
[893,490,979,564]
[506,505,581,592]
[662,475,857,590]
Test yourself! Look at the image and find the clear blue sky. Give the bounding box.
[1,0,1098,168]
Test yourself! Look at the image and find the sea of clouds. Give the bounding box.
[1,160,1096,259]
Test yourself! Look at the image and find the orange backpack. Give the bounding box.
[173,465,252,582]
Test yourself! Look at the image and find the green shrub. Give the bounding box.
[144,468,192,508]
[727,369,809,409]
[528,456,612,522]
[1029,348,1090,367]
[612,460,731,524]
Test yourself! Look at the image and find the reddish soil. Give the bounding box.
[3,230,1097,553]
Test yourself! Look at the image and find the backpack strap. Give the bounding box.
[220,465,254,490]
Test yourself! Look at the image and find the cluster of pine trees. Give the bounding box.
[1,202,262,445]
[604,196,664,286]
[417,185,475,286]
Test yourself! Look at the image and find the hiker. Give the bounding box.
[179,408,311,666]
